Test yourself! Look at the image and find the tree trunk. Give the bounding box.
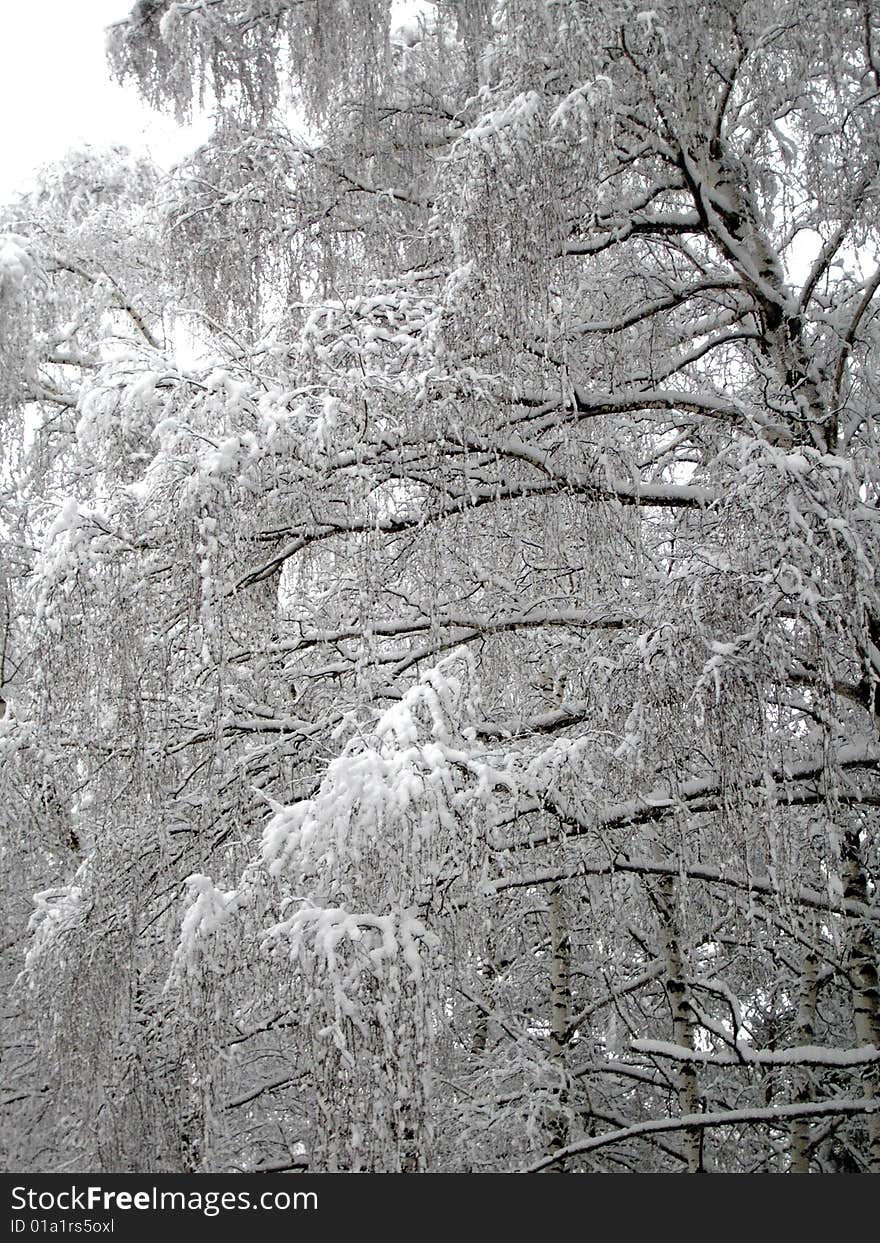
[841,827,880,1171]
[544,884,572,1170]
[790,934,819,1173]
[652,871,703,1173]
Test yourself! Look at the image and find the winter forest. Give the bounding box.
[1,0,879,1175]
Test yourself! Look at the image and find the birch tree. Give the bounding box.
[3,0,880,1172]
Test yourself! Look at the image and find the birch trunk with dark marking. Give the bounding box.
[544,884,571,1171]
[651,871,703,1173]
[789,934,819,1173]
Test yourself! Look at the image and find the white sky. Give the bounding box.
[0,0,208,202]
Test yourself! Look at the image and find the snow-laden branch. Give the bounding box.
[487,854,879,924]
[280,607,637,652]
[239,474,711,588]
[571,386,749,425]
[565,276,742,336]
[504,740,880,852]
[632,1040,880,1069]
[563,210,703,255]
[223,1073,306,1111]
[45,255,161,351]
[524,1097,879,1172]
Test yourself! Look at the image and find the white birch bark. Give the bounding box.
[544,884,572,1171]
[790,934,819,1173]
[651,871,703,1173]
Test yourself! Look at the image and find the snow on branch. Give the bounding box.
[631,1040,880,1069]
[524,1098,880,1172]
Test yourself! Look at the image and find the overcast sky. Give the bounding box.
[0,0,207,202]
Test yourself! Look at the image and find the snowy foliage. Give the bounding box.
[2,0,880,1174]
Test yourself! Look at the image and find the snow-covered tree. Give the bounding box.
[3,0,880,1172]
